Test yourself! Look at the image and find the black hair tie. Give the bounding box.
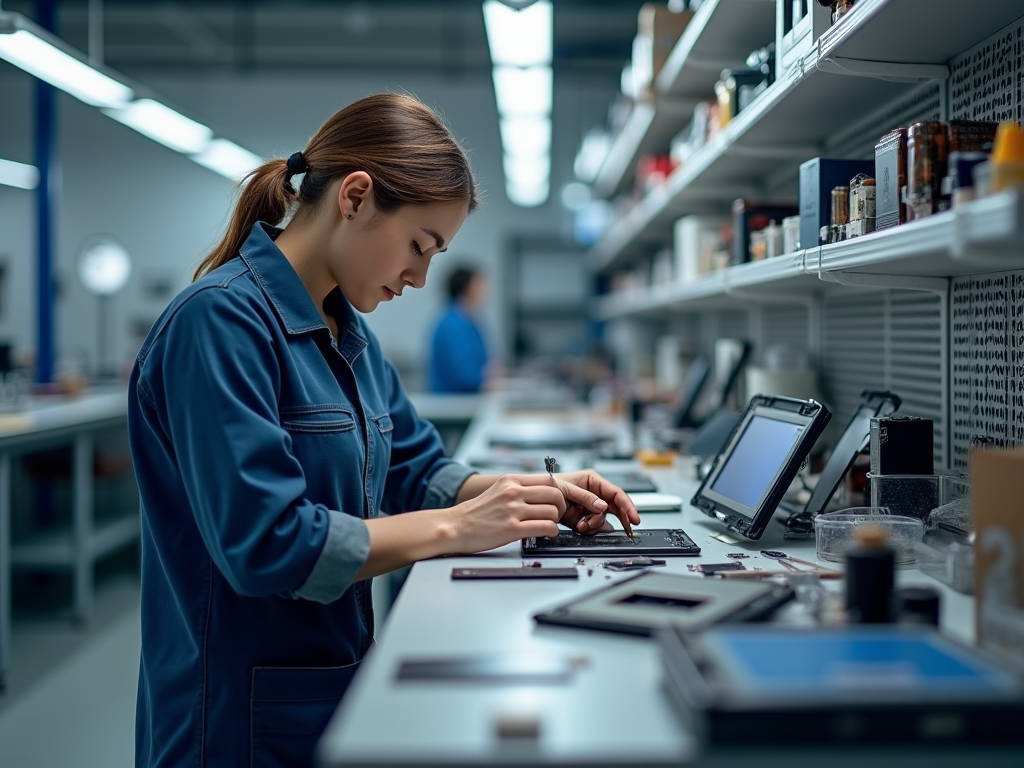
[286,151,308,176]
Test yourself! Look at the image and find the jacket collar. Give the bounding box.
[238,222,367,358]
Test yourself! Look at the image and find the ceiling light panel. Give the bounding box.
[192,139,263,182]
[104,99,213,155]
[492,66,552,117]
[482,0,552,67]
[500,116,551,157]
[0,29,133,108]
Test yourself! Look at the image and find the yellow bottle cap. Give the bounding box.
[992,121,1024,164]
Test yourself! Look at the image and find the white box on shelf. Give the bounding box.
[776,0,830,81]
[674,215,728,284]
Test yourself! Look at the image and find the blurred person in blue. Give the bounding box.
[127,93,640,768]
[429,265,491,393]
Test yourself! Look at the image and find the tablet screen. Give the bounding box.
[710,415,804,511]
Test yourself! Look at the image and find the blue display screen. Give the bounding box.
[710,415,803,509]
[710,630,1011,695]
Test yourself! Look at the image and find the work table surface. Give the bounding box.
[317,394,1017,767]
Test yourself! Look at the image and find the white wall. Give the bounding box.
[0,64,614,387]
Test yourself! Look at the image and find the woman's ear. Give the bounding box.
[337,171,374,219]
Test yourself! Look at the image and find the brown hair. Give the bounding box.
[193,93,479,280]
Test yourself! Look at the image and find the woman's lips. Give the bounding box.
[383,287,395,300]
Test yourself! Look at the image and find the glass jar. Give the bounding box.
[906,120,949,221]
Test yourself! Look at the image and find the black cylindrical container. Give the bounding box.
[897,586,941,626]
[846,526,895,624]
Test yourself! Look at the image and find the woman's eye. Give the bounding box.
[412,241,423,256]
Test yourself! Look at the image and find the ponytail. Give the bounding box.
[193,93,478,281]
[192,159,297,281]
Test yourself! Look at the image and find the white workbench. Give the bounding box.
[0,389,136,692]
[317,395,1020,767]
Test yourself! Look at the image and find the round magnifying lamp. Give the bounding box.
[77,236,132,381]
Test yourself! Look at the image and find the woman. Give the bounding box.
[128,93,639,768]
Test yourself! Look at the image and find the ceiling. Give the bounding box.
[4,1,644,80]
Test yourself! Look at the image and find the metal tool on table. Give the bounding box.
[760,549,840,575]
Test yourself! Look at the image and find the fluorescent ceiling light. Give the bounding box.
[192,139,263,182]
[499,116,551,157]
[104,99,213,154]
[492,66,552,117]
[482,0,552,67]
[503,153,550,187]
[0,157,40,190]
[0,29,133,108]
[506,179,549,208]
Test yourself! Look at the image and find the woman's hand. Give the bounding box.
[448,474,566,553]
[550,470,641,535]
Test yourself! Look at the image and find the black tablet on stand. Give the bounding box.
[691,394,831,540]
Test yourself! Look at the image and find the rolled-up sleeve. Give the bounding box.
[140,287,368,600]
[380,360,476,513]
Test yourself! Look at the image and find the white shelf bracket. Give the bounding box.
[817,56,949,82]
[817,270,949,295]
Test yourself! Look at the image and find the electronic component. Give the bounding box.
[522,529,700,557]
[869,415,933,475]
[603,557,666,571]
[691,394,832,540]
[450,568,579,580]
[534,571,793,637]
[597,471,658,494]
[659,625,1024,745]
[396,654,576,684]
[688,562,746,576]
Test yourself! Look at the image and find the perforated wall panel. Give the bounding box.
[951,269,1024,470]
[949,18,1023,122]
[820,290,946,467]
[825,82,943,161]
[761,306,811,357]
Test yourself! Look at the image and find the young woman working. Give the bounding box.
[128,93,640,768]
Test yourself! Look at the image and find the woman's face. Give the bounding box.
[332,195,469,313]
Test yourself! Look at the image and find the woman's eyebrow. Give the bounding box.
[421,228,445,251]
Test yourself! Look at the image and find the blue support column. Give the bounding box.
[34,0,57,384]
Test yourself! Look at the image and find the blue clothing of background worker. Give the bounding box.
[429,266,490,393]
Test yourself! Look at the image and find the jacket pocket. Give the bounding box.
[280,405,356,434]
[250,662,360,768]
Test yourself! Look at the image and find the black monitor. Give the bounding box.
[674,356,712,428]
[691,395,831,540]
[783,390,902,535]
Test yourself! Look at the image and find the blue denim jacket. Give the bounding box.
[129,222,474,768]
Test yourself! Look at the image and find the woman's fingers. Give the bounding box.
[558,479,609,515]
[517,519,561,540]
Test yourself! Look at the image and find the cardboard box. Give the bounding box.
[798,157,875,250]
[634,5,693,92]
[972,446,1024,665]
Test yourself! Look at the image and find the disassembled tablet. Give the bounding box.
[521,529,700,557]
[691,395,831,540]
[659,625,1024,745]
[533,571,793,637]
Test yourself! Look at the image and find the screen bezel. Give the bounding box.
[697,405,816,521]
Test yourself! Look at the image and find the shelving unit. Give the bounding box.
[593,0,777,199]
[590,0,1023,274]
[595,190,1024,320]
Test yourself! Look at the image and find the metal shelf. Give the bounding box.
[594,190,1024,320]
[11,512,140,567]
[657,0,777,99]
[589,0,1022,275]
[594,0,777,199]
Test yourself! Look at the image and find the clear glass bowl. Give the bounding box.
[813,507,925,565]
